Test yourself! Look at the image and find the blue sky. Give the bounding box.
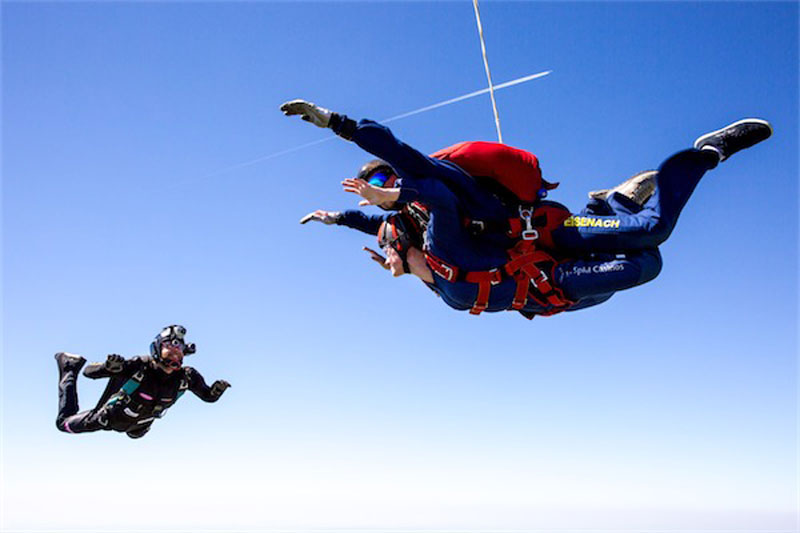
[2,1,797,531]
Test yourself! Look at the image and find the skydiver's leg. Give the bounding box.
[55,352,86,429]
[551,149,719,253]
[58,409,108,434]
[55,352,108,434]
[555,248,664,301]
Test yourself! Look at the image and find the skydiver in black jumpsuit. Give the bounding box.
[55,325,230,439]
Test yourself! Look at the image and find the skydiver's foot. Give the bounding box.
[126,426,150,439]
[55,352,86,374]
[693,118,773,163]
[588,170,658,206]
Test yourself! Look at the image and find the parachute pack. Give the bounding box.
[426,141,574,316]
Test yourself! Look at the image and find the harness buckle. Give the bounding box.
[489,268,502,285]
[439,262,456,281]
[519,206,539,241]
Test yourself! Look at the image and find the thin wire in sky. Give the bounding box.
[472,0,503,143]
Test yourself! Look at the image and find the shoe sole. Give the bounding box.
[693,118,773,150]
[588,170,657,201]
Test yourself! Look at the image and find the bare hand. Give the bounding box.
[341,178,399,208]
[363,247,390,270]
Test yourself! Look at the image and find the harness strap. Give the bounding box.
[176,377,188,400]
[425,253,459,282]
[463,269,503,315]
[425,248,572,316]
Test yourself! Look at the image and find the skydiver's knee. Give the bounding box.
[56,418,73,434]
[637,249,663,284]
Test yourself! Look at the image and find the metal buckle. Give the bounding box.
[440,263,455,281]
[530,270,549,288]
[519,206,539,241]
[489,268,502,285]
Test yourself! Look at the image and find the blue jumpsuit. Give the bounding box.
[333,118,717,316]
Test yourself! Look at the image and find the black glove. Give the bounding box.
[210,380,231,398]
[104,354,125,373]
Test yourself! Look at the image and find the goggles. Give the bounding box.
[367,171,394,188]
[163,338,185,350]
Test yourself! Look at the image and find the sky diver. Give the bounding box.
[282,99,772,318]
[55,325,230,438]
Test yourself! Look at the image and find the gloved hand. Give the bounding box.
[300,210,341,225]
[210,380,231,398]
[280,100,333,128]
[104,354,125,373]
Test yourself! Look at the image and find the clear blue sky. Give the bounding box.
[2,2,797,531]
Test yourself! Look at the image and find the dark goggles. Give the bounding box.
[163,338,185,350]
[367,171,394,188]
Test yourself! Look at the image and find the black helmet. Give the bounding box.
[149,325,195,363]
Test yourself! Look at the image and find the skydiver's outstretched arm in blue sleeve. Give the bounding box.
[300,209,388,235]
[280,100,508,222]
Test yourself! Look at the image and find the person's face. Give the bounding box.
[384,247,405,277]
[159,342,184,373]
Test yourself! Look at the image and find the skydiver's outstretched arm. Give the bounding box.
[185,367,230,403]
[280,100,440,178]
[83,354,138,379]
[281,101,509,223]
[300,209,389,235]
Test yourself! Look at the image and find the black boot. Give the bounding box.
[55,352,86,376]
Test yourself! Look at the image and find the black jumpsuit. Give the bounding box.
[57,356,222,439]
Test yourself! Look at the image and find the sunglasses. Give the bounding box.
[367,171,394,188]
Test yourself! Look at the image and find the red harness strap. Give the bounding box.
[425,246,573,316]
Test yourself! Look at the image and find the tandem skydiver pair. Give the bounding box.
[55,325,230,439]
[282,99,772,318]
